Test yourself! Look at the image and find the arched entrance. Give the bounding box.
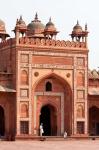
[34,73,72,136]
[0,106,5,136]
[40,104,57,136]
[89,106,99,135]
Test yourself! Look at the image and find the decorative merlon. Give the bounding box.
[19,37,87,48]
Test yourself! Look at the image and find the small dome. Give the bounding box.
[27,13,45,37]
[18,16,26,28]
[16,16,27,30]
[0,19,6,33]
[45,17,56,32]
[73,21,83,33]
[28,20,45,30]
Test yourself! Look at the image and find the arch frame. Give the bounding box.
[89,106,99,135]
[32,72,72,136]
[34,92,64,135]
[32,72,72,94]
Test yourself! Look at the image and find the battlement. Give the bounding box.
[89,69,99,79]
[19,37,86,49]
[0,38,15,49]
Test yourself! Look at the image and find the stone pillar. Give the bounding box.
[73,55,88,136]
[73,56,77,135]
[33,95,37,135]
[15,29,20,45]
[16,51,20,135]
[29,52,32,134]
[61,93,64,135]
[84,56,88,135]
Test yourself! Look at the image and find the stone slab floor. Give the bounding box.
[0,140,99,150]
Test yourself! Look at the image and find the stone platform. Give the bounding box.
[0,140,99,150]
[15,135,99,141]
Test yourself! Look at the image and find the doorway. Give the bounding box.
[0,106,5,136]
[89,106,99,135]
[96,123,99,135]
[40,104,57,136]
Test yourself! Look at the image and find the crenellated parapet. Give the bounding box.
[19,37,86,48]
[88,69,99,79]
[88,70,99,90]
[0,38,16,49]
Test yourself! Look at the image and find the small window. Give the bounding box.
[20,121,29,134]
[46,81,52,91]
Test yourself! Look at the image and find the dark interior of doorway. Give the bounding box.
[0,106,5,136]
[40,105,51,136]
[96,123,99,135]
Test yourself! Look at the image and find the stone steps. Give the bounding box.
[15,135,99,141]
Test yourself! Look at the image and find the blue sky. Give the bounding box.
[0,0,99,69]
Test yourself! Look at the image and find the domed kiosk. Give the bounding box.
[73,20,83,33]
[0,19,9,40]
[27,13,45,38]
[70,20,88,42]
[14,16,27,37]
[44,17,58,39]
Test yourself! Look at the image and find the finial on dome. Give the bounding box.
[85,23,87,31]
[16,18,19,24]
[35,12,38,20]
[77,20,79,25]
[20,15,22,20]
[49,17,51,22]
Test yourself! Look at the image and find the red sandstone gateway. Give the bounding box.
[0,13,98,140]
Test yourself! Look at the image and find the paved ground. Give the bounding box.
[0,140,99,150]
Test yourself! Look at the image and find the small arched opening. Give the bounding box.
[89,106,99,135]
[45,81,52,91]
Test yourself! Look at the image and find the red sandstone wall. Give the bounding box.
[0,48,11,72]
[0,74,12,87]
[0,92,16,138]
[32,56,73,65]
[0,43,16,88]
[89,79,99,87]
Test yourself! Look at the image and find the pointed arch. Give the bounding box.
[89,106,99,135]
[33,72,72,94]
[45,81,52,91]
[33,72,72,136]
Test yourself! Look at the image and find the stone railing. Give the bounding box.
[19,37,86,48]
